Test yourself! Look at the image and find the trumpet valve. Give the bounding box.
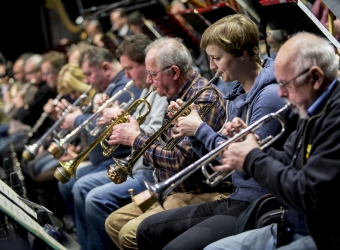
[54,166,72,183]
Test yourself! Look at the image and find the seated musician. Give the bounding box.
[104,36,226,249]
[56,45,142,241]
[203,32,340,250]
[68,34,168,250]
[136,14,297,250]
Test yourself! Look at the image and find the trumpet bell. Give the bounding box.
[22,145,36,161]
[107,158,133,184]
[48,140,65,159]
[143,180,165,208]
[54,160,76,183]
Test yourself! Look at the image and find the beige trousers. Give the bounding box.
[105,192,228,250]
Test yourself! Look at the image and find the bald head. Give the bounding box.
[275,32,338,83]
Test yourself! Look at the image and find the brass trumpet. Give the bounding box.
[48,80,135,159]
[107,84,221,184]
[144,104,290,207]
[22,85,93,161]
[54,87,155,183]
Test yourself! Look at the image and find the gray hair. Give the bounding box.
[25,54,43,69]
[145,37,194,77]
[292,32,338,82]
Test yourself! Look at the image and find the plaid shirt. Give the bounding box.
[133,71,226,194]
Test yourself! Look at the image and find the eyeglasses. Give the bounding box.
[278,68,310,89]
[146,65,172,79]
[42,71,56,77]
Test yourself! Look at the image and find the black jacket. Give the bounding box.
[243,78,340,249]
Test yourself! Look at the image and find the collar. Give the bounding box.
[308,77,338,117]
[118,24,129,37]
[167,71,200,103]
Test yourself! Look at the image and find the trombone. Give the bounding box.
[22,85,93,161]
[53,86,155,183]
[48,80,135,159]
[144,104,290,208]
[106,80,221,185]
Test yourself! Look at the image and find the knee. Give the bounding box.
[118,220,138,249]
[105,212,118,240]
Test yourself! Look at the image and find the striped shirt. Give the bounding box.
[133,72,226,194]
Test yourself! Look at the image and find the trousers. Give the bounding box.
[72,169,154,250]
[105,192,227,250]
[137,198,249,250]
[204,223,317,250]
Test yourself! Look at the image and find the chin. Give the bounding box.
[293,104,309,119]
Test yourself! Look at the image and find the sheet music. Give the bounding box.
[0,194,67,250]
[0,179,37,219]
[296,0,340,50]
[0,180,67,250]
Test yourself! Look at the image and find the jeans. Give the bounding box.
[0,132,26,157]
[204,223,317,250]
[33,151,59,175]
[72,169,154,250]
[58,158,114,221]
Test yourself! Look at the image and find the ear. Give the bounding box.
[240,50,247,61]
[171,65,180,80]
[310,66,324,91]
[102,61,111,72]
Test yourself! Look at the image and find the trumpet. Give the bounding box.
[22,85,93,161]
[24,93,63,142]
[53,86,155,183]
[48,80,135,159]
[107,84,221,184]
[144,104,290,207]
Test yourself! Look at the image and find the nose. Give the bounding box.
[210,59,217,71]
[146,74,153,84]
[278,86,287,98]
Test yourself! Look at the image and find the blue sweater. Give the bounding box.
[74,70,142,166]
[189,58,289,203]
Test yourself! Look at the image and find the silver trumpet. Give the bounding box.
[85,80,135,137]
[48,80,135,159]
[22,85,93,161]
[144,104,290,208]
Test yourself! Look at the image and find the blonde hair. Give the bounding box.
[200,14,261,64]
[57,63,93,96]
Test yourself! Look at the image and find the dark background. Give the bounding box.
[0,0,119,62]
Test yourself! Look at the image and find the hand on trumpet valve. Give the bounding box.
[221,117,246,139]
[59,107,82,130]
[94,93,110,111]
[215,133,259,173]
[171,103,203,138]
[108,115,141,147]
[43,99,59,121]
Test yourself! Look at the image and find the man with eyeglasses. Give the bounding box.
[104,36,227,249]
[204,33,340,250]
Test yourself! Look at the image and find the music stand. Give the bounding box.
[138,1,201,57]
[258,0,340,50]
[179,3,237,35]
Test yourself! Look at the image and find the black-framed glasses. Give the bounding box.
[146,65,172,79]
[278,68,310,89]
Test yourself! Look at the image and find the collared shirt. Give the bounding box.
[308,77,338,117]
[133,71,226,194]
